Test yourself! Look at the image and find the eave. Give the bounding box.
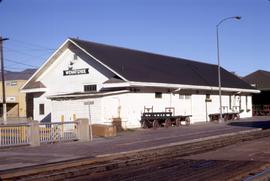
[102,81,260,94]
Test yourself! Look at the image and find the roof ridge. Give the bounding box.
[69,38,217,67]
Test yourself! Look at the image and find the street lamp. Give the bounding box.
[216,16,241,123]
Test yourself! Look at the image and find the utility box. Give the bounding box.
[92,124,117,137]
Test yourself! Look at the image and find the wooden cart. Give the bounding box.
[140,112,192,128]
[208,112,240,122]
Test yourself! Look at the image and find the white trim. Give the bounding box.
[102,82,130,88]
[102,81,260,93]
[21,88,47,93]
[21,39,70,91]
[69,39,128,82]
[47,90,130,99]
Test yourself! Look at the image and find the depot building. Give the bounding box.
[21,38,259,128]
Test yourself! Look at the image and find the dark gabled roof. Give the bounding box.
[0,69,36,81]
[243,70,270,90]
[70,38,254,90]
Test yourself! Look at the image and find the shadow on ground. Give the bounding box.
[229,120,270,129]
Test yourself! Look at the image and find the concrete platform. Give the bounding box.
[0,116,269,172]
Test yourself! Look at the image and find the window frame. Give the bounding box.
[84,84,97,92]
[39,104,45,115]
[155,92,162,99]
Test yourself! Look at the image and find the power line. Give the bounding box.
[5,46,55,52]
[10,38,55,51]
[4,47,48,59]
[5,58,38,68]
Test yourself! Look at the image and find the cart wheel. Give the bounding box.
[165,119,172,128]
[185,117,190,126]
[176,118,181,127]
[141,120,148,129]
[153,120,160,128]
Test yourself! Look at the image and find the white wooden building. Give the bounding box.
[21,38,259,128]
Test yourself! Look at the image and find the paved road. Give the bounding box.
[0,116,269,172]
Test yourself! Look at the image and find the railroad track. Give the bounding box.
[1,129,270,181]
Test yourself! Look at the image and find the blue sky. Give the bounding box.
[0,0,269,76]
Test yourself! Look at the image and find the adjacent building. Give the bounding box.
[0,69,36,118]
[243,70,270,116]
[21,38,258,128]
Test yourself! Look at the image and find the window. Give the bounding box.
[185,95,191,100]
[39,104,45,115]
[179,94,191,100]
[205,94,211,102]
[5,81,17,87]
[155,92,162,98]
[239,96,242,110]
[246,96,250,111]
[10,81,17,86]
[84,84,97,92]
[229,95,232,109]
[179,95,184,99]
[73,53,78,60]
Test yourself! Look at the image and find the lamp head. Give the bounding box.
[235,16,241,20]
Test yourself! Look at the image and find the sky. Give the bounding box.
[0,0,269,76]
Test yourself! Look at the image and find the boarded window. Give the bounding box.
[39,104,45,115]
[155,92,162,99]
[84,84,97,92]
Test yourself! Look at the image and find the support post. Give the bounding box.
[29,121,40,147]
[0,37,8,124]
[76,118,90,142]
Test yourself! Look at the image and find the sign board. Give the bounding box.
[63,68,89,76]
[84,101,94,105]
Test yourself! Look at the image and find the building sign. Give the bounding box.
[84,101,94,105]
[63,68,89,76]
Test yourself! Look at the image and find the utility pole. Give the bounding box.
[0,36,9,125]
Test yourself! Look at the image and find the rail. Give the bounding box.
[0,123,30,147]
[39,122,78,143]
[1,129,269,180]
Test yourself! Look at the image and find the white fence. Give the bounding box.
[0,124,30,147]
[39,122,78,143]
[0,119,88,148]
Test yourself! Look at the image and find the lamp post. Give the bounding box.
[216,16,241,123]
